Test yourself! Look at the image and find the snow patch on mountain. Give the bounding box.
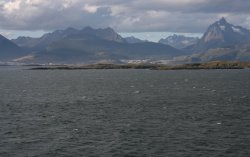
[232,26,242,34]
[220,25,225,31]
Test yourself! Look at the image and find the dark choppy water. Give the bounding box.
[0,67,250,157]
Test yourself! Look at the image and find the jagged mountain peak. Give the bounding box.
[159,34,199,49]
[214,17,241,33]
[81,26,114,33]
[214,17,232,32]
[185,17,250,54]
[12,26,126,50]
[80,26,125,42]
[200,17,250,46]
[43,27,78,37]
[41,26,123,42]
[218,17,228,25]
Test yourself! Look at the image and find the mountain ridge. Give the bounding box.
[124,36,148,44]
[11,26,182,64]
[12,27,126,51]
[159,34,199,49]
[0,34,27,61]
[3,18,250,64]
[187,17,250,53]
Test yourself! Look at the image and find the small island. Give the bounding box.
[29,61,250,70]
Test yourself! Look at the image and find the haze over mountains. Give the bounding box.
[1,18,250,64]
[159,34,199,49]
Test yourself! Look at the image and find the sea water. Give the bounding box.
[0,67,250,157]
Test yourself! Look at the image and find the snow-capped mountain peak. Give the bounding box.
[201,17,250,45]
[159,34,199,49]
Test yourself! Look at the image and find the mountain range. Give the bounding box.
[12,27,126,51]
[1,17,250,64]
[159,34,199,49]
[11,27,181,64]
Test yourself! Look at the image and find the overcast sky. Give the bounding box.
[0,0,250,41]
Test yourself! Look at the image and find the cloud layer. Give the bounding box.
[0,0,250,33]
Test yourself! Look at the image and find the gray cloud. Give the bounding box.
[0,0,249,33]
[188,0,250,13]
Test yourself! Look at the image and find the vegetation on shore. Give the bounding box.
[29,61,250,70]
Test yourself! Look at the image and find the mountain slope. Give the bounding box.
[159,34,199,49]
[173,41,250,64]
[0,34,26,61]
[30,37,182,64]
[12,26,182,64]
[12,27,126,51]
[187,17,250,53]
[125,36,147,43]
[194,43,250,62]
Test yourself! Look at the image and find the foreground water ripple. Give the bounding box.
[0,67,250,157]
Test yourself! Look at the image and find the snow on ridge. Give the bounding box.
[232,26,242,34]
[220,25,225,31]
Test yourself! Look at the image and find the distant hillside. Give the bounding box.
[0,34,26,62]
[186,43,250,63]
[28,38,182,64]
[159,34,199,49]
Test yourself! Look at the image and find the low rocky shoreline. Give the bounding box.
[29,61,250,70]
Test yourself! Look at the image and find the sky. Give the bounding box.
[0,0,250,41]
